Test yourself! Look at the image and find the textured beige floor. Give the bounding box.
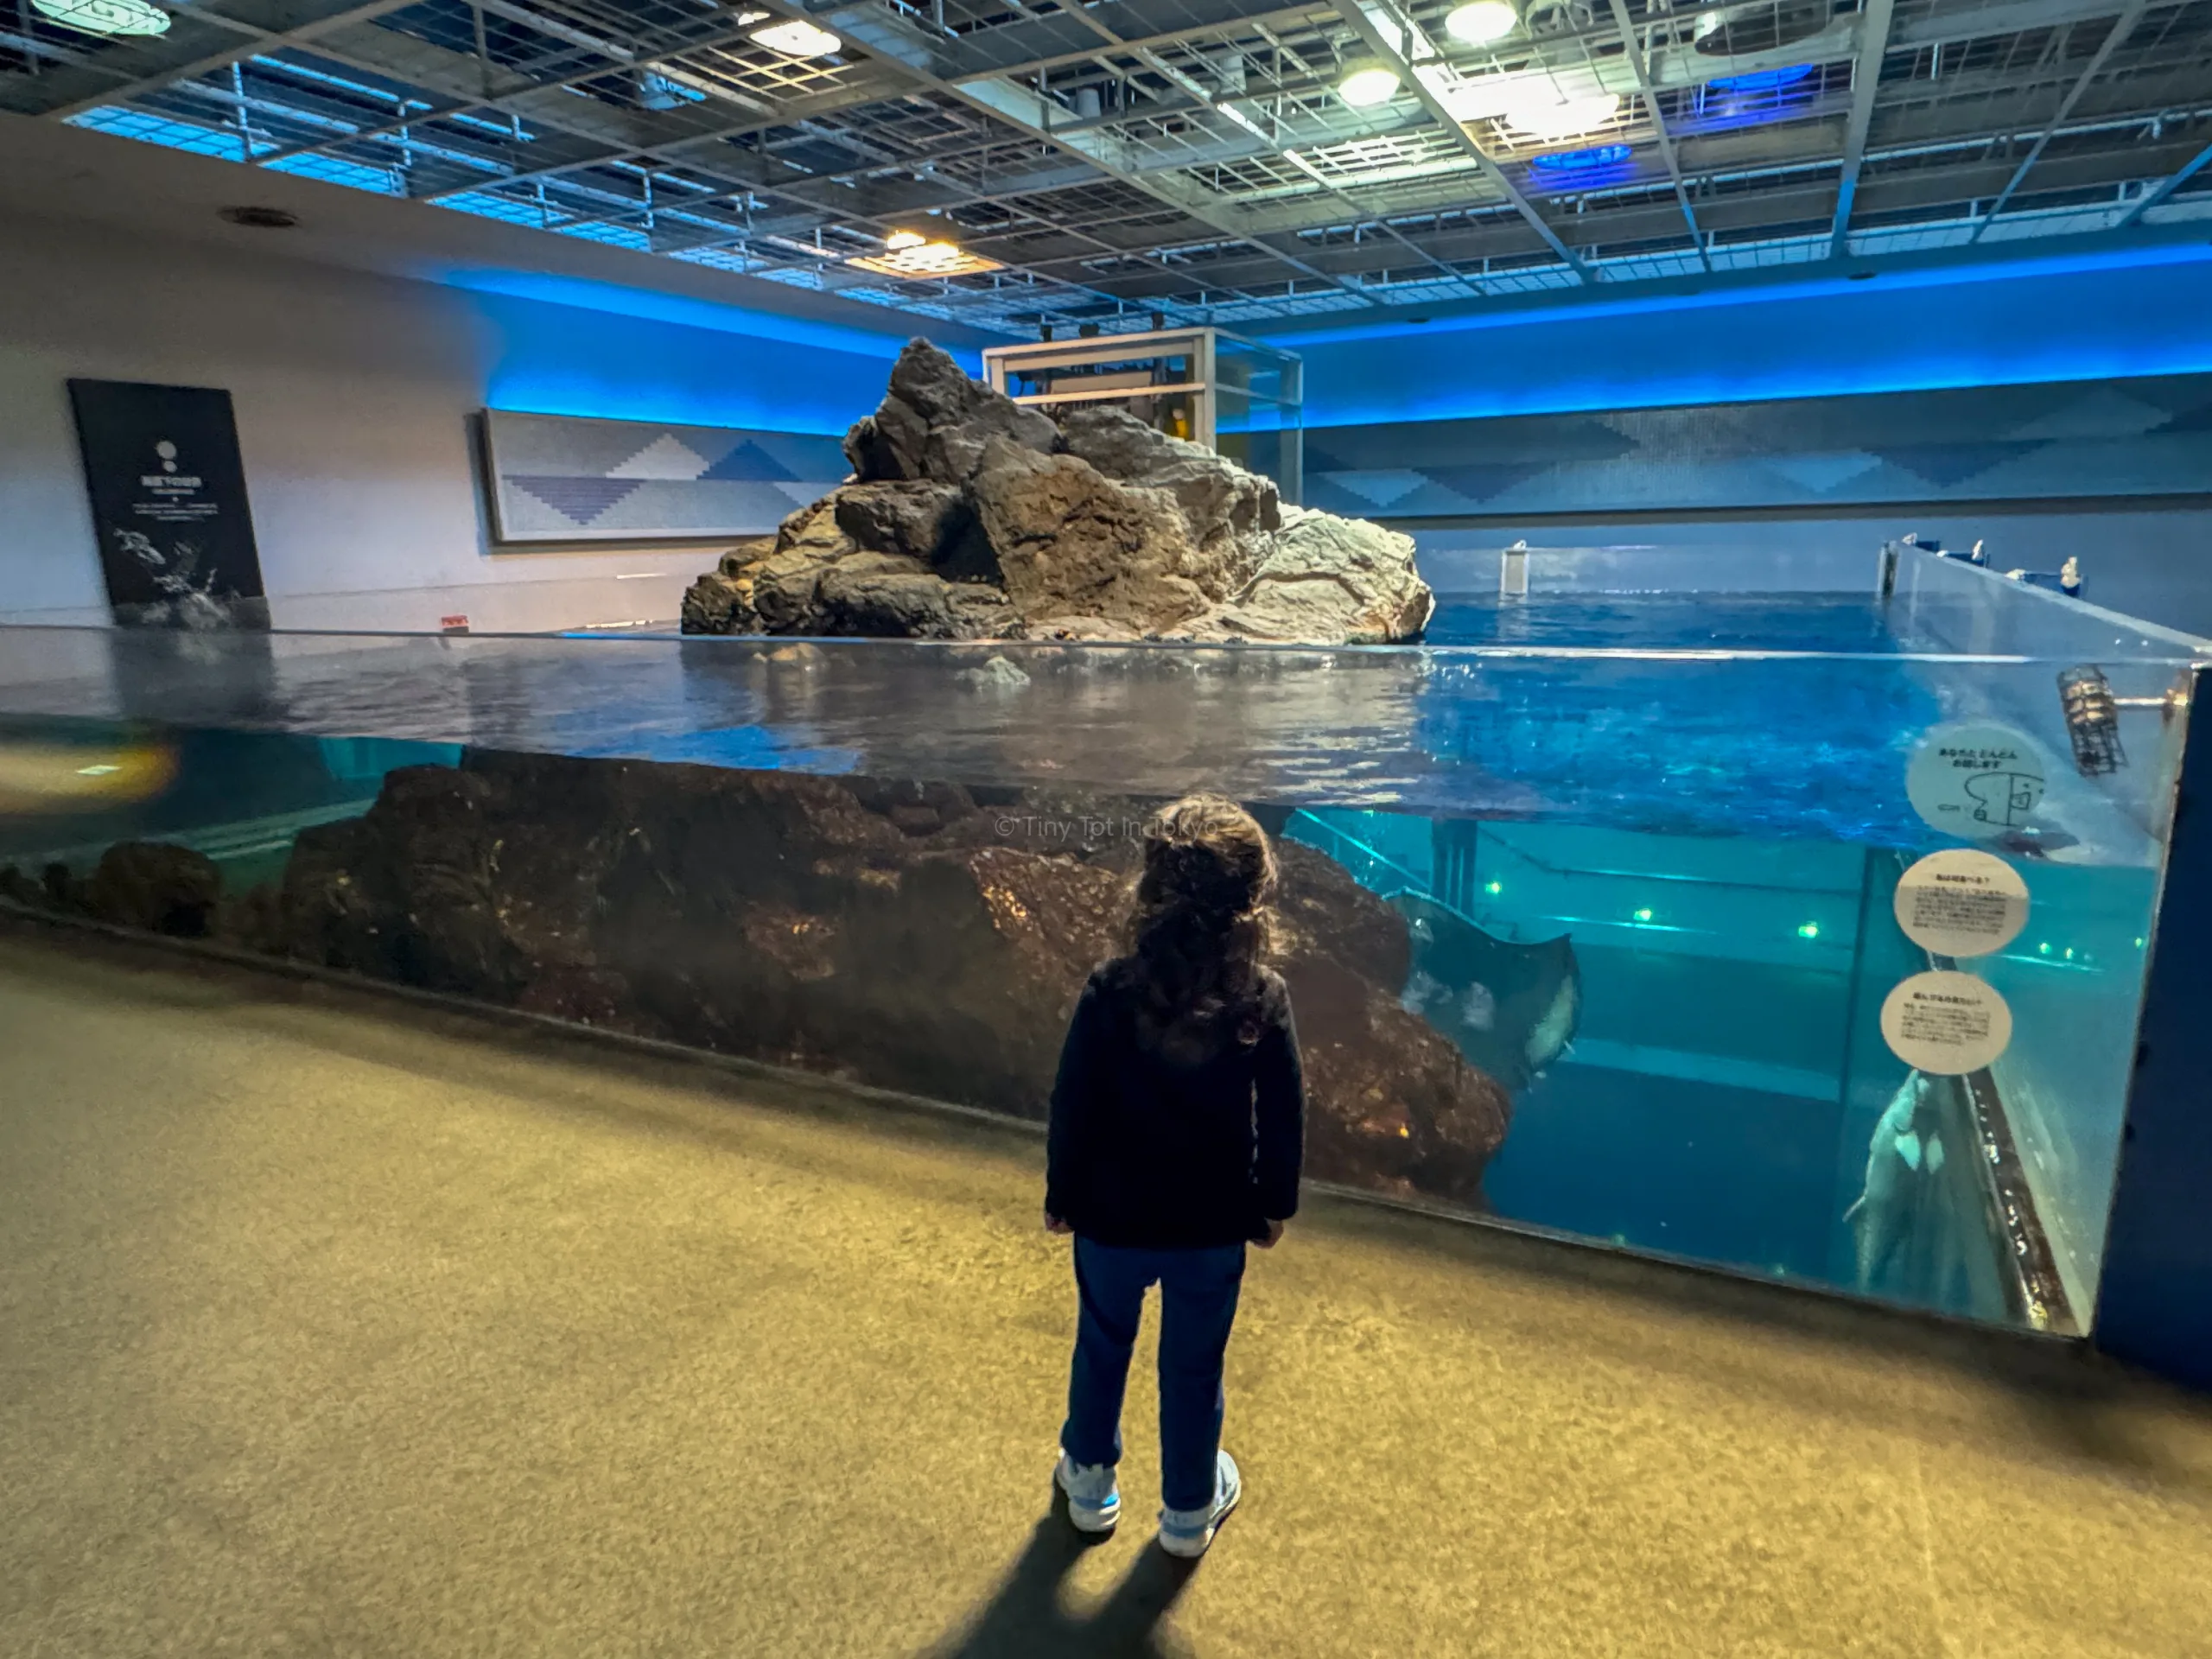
[3,925,2210,1659]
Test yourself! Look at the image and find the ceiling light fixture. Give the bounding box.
[30,0,169,35]
[1444,0,1519,45]
[1501,88,1620,139]
[848,238,1002,279]
[747,18,841,57]
[1336,65,1402,108]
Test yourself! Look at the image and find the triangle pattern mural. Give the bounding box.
[1301,373,2212,519]
[2004,385,2173,442]
[1415,461,1557,504]
[1864,441,2047,488]
[2148,397,2212,435]
[1763,452,1885,494]
[1321,470,1433,511]
[608,434,712,480]
[701,440,802,482]
[510,475,645,525]
[486,411,849,542]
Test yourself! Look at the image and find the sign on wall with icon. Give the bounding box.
[67,378,269,628]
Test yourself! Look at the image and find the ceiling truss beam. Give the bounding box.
[1606,0,1707,270]
[1830,0,1898,256]
[2116,137,2212,227]
[1332,0,1592,280]
[1968,0,2151,239]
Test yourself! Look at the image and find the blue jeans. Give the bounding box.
[1060,1236,1247,1514]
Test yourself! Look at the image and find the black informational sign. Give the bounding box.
[67,378,269,628]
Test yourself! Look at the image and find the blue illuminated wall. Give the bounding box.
[1282,246,2212,428]
[1281,250,2212,533]
[458,280,971,437]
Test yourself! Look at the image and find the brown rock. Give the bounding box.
[1203,507,1435,645]
[970,438,1210,633]
[270,753,1512,1204]
[1022,615,1145,643]
[842,394,929,482]
[772,498,855,563]
[680,572,753,634]
[690,338,1432,646]
[718,536,776,577]
[816,554,963,639]
[86,841,221,937]
[833,480,971,563]
[888,336,988,425]
[1058,405,1280,599]
[743,502,855,633]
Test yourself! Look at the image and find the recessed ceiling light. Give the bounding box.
[848,239,1003,279]
[30,0,168,35]
[1337,66,1402,108]
[747,18,841,57]
[1445,0,1519,45]
[1501,89,1620,139]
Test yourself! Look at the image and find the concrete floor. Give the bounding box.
[3,925,2210,1659]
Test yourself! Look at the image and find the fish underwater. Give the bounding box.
[1389,892,1580,1091]
[1843,1071,1948,1294]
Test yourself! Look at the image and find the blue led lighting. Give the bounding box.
[1275,239,2212,425]
[439,269,948,363]
[1707,64,1816,93]
[467,283,982,434]
[1529,143,1633,177]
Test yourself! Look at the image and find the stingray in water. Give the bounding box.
[1389,892,1580,1092]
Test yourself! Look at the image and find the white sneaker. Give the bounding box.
[1055,1452,1121,1535]
[1157,1449,1241,1559]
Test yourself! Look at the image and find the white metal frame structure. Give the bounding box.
[982,325,1302,495]
[7,0,2209,336]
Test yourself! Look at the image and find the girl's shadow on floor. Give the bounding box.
[926,1491,1203,1659]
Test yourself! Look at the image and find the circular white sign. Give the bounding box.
[1879,971,2013,1075]
[1905,722,2047,839]
[1893,849,2030,958]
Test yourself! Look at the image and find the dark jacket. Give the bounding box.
[1045,960,1306,1249]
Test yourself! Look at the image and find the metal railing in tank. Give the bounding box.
[1284,809,1454,916]
[1315,806,2075,1330]
[1853,848,2077,1335]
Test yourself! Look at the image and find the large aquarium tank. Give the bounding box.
[0,539,2201,1339]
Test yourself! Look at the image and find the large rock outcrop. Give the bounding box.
[683,339,1432,646]
[262,754,1510,1204]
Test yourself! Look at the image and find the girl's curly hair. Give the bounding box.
[1118,793,1278,1049]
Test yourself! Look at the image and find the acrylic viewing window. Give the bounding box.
[0,542,2202,1349]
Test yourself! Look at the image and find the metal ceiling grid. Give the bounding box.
[7,0,2212,335]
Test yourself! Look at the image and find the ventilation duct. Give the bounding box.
[1521,0,1596,37]
[1693,0,1829,57]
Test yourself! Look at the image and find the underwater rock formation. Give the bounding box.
[0,842,224,938]
[264,754,1509,1204]
[682,339,1433,646]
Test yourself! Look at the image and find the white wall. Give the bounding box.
[0,214,906,635]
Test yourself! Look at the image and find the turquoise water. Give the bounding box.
[0,601,2178,1331]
